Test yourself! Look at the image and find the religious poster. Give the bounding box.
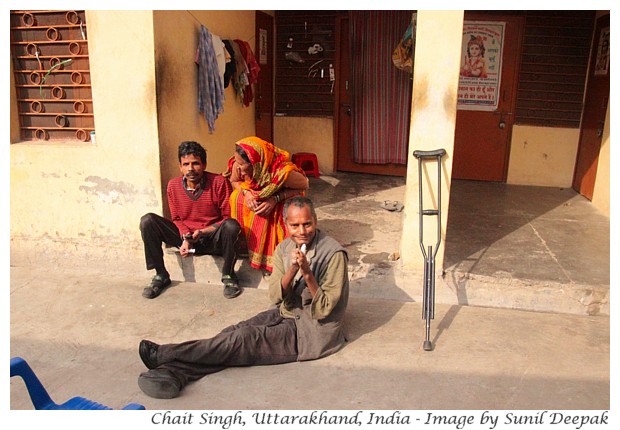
[259,28,268,65]
[457,21,505,111]
[594,27,609,76]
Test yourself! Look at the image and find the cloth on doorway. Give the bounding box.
[197,25,225,133]
[350,11,413,165]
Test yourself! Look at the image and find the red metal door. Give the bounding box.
[572,14,609,200]
[452,14,524,182]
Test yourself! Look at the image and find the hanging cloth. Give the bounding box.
[234,39,261,107]
[222,39,236,88]
[211,33,227,86]
[229,40,248,105]
[197,25,225,133]
[392,18,415,73]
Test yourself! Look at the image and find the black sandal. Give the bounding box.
[142,274,171,299]
[222,275,241,299]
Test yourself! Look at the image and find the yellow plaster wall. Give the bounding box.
[10,11,162,245]
[274,116,335,174]
[506,125,580,187]
[153,10,257,205]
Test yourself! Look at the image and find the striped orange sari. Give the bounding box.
[224,137,305,272]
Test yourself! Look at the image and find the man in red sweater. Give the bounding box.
[139,141,242,299]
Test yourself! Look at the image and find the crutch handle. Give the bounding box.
[413,149,446,159]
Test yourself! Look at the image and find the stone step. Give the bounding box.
[163,248,270,290]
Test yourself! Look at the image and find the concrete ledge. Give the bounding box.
[369,264,610,316]
[162,248,269,290]
[439,270,610,316]
[10,239,608,316]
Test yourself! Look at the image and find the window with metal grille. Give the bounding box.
[515,10,595,128]
[275,11,338,117]
[10,10,94,143]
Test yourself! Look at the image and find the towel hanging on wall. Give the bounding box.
[197,25,225,133]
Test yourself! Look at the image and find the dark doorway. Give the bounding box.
[572,13,609,200]
[255,11,274,142]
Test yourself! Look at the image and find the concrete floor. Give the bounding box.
[9,173,611,414]
[307,173,610,316]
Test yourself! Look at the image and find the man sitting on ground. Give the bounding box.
[137,196,349,399]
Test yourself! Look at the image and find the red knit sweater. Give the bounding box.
[167,173,232,236]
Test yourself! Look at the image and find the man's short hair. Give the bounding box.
[178,141,207,164]
[283,196,317,221]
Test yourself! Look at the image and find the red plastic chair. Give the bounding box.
[10,356,145,410]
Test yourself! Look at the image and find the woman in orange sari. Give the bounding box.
[224,137,309,273]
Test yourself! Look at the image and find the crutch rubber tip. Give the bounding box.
[423,340,433,351]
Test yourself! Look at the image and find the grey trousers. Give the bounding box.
[156,308,298,387]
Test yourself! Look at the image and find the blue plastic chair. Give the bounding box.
[10,356,145,410]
